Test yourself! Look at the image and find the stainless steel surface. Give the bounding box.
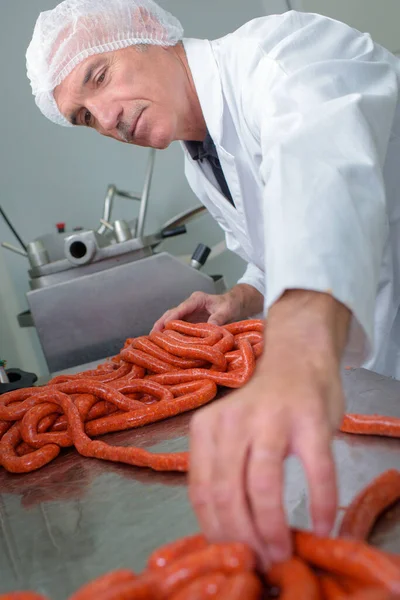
[97,185,142,236]
[114,220,132,243]
[0,367,399,598]
[27,252,222,372]
[26,240,50,268]
[136,149,156,238]
[1,241,27,257]
[64,230,109,267]
[0,364,9,384]
[28,237,157,287]
[99,218,114,232]
[97,184,117,236]
[161,205,207,232]
[191,259,202,270]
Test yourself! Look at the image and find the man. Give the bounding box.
[26,0,400,565]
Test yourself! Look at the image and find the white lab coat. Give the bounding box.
[181,10,400,379]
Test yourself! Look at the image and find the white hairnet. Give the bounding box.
[26,0,184,127]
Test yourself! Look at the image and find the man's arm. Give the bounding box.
[189,289,350,565]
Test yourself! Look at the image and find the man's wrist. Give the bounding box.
[228,284,264,320]
[265,289,351,367]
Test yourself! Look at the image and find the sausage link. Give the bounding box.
[338,469,400,540]
[233,331,263,346]
[147,533,207,570]
[0,388,45,421]
[218,573,262,599]
[340,414,400,438]
[169,573,228,599]
[224,320,264,334]
[162,328,234,354]
[9,390,190,473]
[54,380,156,412]
[86,380,217,437]
[294,530,400,594]
[154,542,255,599]
[150,339,255,388]
[0,423,60,473]
[69,569,136,600]
[119,347,175,373]
[16,441,36,456]
[346,590,398,600]
[132,337,206,369]
[266,558,321,600]
[164,321,223,345]
[85,400,119,421]
[21,401,71,448]
[253,342,263,358]
[76,575,156,600]
[0,420,12,439]
[50,362,133,385]
[319,574,352,600]
[149,333,227,371]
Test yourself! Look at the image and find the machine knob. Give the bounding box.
[190,243,211,270]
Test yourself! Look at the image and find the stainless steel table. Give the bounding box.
[0,367,399,598]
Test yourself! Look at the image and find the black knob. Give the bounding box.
[161,225,187,238]
[0,368,38,395]
[191,243,211,269]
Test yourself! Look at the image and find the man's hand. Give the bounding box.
[188,289,351,567]
[151,284,263,332]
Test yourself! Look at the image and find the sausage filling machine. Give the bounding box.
[2,150,226,372]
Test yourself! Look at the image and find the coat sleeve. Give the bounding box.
[241,12,399,362]
[237,261,265,298]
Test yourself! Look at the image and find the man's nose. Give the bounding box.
[87,99,120,132]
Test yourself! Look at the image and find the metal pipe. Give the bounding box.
[97,185,116,235]
[0,205,27,252]
[136,149,156,238]
[100,218,114,232]
[117,190,141,201]
[1,241,28,257]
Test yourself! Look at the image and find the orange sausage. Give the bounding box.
[266,558,321,600]
[169,573,227,599]
[147,534,207,570]
[340,414,400,438]
[224,320,264,334]
[218,572,262,599]
[154,542,255,598]
[149,332,227,371]
[338,469,400,540]
[150,339,255,388]
[294,530,400,594]
[69,569,136,600]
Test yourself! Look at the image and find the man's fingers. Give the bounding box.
[247,420,291,564]
[151,293,207,333]
[209,402,267,557]
[207,308,230,326]
[294,418,337,537]
[189,408,221,537]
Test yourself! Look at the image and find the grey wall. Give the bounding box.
[0,0,291,376]
[301,0,400,53]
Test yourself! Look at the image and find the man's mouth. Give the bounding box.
[129,108,144,142]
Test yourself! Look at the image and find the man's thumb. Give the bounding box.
[207,311,228,326]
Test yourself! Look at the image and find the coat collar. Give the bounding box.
[182,38,224,145]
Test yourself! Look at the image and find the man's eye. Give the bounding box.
[97,72,105,84]
[84,110,92,126]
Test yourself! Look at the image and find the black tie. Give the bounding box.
[186,134,235,207]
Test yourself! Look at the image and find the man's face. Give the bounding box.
[54,45,187,149]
